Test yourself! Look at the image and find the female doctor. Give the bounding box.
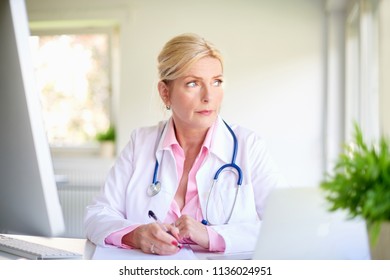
[84,33,285,255]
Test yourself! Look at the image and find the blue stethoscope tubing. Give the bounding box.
[204,120,243,225]
[213,120,243,185]
[147,119,243,225]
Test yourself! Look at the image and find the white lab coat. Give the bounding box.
[84,116,286,253]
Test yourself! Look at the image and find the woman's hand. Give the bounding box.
[174,215,209,249]
[122,223,181,255]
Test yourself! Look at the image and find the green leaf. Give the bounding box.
[320,122,390,230]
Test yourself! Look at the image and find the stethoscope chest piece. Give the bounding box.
[147,182,161,196]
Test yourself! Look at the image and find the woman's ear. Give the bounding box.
[158,81,170,108]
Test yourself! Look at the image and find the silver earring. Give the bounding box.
[166,105,171,110]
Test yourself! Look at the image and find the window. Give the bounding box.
[379,0,390,135]
[345,0,380,142]
[29,31,114,148]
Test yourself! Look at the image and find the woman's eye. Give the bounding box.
[213,79,223,86]
[186,81,197,88]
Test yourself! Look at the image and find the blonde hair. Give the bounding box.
[157,33,223,82]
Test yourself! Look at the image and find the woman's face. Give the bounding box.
[161,56,224,132]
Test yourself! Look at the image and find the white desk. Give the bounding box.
[1,237,388,280]
[0,234,252,260]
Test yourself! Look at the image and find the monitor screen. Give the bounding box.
[0,0,65,237]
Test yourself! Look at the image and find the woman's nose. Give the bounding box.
[201,85,212,103]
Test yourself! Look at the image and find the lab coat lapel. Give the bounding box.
[148,119,178,221]
[210,117,234,164]
[197,117,234,220]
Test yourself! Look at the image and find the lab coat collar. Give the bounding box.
[156,116,233,165]
[209,116,235,164]
[155,118,171,153]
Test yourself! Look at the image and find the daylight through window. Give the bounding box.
[29,33,112,147]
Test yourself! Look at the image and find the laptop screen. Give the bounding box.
[252,187,370,260]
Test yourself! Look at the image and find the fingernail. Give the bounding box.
[171,240,178,246]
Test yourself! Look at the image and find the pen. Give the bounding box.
[148,210,182,248]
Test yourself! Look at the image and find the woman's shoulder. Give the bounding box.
[223,119,264,142]
[130,120,167,139]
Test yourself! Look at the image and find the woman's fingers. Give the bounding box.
[173,215,209,249]
[165,223,180,239]
[123,223,181,255]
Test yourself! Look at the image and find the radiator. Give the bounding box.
[54,157,113,238]
[57,185,101,238]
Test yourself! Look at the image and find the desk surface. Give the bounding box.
[0,234,252,260]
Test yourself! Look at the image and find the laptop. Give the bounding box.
[252,187,371,260]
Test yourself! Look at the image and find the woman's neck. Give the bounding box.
[173,122,208,154]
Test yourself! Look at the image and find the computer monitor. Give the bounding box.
[0,0,65,237]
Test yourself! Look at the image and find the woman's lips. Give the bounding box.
[197,110,213,116]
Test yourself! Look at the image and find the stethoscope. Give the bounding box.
[147,120,243,225]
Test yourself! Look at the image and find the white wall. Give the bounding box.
[26,0,326,187]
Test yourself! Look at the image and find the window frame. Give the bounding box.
[345,0,380,142]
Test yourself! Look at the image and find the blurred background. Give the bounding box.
[24,0,390,237]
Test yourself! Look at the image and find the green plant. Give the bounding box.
[95,126,116,142]
[320,123,390,245]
